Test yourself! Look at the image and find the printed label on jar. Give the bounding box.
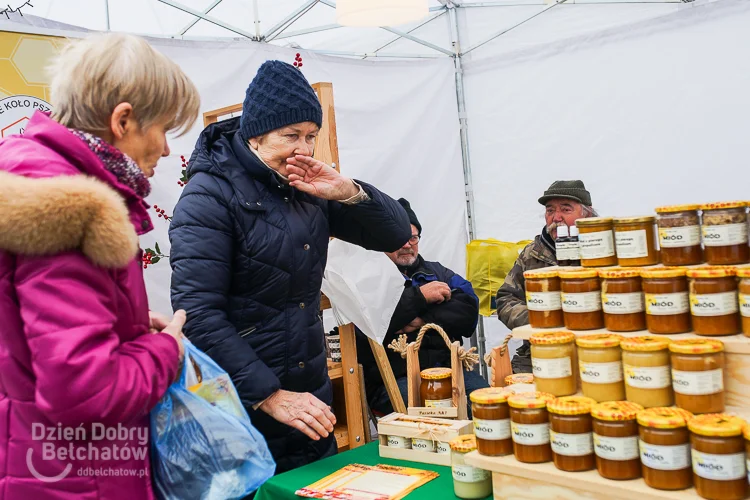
[602,292,645,314]
[526,291,562,312]
[615,229,649,259]
[740,294,750,318]
[702,223,748,247]
[511,422,550,446]
[593,434,639,461]
[437,441,451,454]
[671,368,723,396]
[561,291,602,313]
[639,441,691,471]
[659,225,701,248]
[579,230,616,260]
[474,418,511,440]
[690,291,739,317]
[387,435,412,449]
[425,399,453,408]
[452,464,490,483]
[579,361,623,384]
[556,241,580,261]
[645,293,690,315]
[411,438,436,452]
[550,430,593,457]
[692,450,746,481]
[623,365,671,389]
[532,356,572,379]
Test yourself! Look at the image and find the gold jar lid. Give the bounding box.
[505,373,534,385]
[637,407,694,429]
[737,268,750,279]
[620,336,671,352]
[576,217,613,227]
[576,333,622,349]
[529,330,575,346]
[470,387,514,405]
[591,401,644,421]
[523,269,559,279]
[700,201,748,211]
[686,266,737,279]
[613,215,656,224]
[669,338,724,355]
[558,268,599,279]
[547,396,597,416]
[599,267,642,279]
[449,434,478,452]
[744,424,750,441]
[640,267,687,279]
[655,204,700,214]
[508,391,555,409]
[689,414,745,437]
[420,367,452,380]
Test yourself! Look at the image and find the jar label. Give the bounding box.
[532,356,572,379]
[526,291,562,312]
[602,292,645,314]
[639,441,691,471]
[411,438,436,452]
[702,223,748,247]
[671,368,723,396]
[645,292,690,315]
[425,398,453,408]
[593,434,639,461]
[741,294,750,318]
[556,241,580,261]
[623,364,671,389]
[561,291,602,313]
[511,422,550,446]
[387,435,412,449]
[615,229,649,259]
[452,464,490,483]
[692,450,746,481]
[437,441,451,454]
[550,430,593,457]
[690,291,739,317]
[659,225,701,248]
[579,230,615,260]
[579,361,623,384]
[473,418,511,440]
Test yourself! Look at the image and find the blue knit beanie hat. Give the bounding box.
[239,60,323,141]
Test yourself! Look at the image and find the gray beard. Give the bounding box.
[394,253,418,267]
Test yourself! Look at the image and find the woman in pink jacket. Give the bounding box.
[0,33,200,499]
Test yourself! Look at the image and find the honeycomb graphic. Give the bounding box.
[0,32,65,101]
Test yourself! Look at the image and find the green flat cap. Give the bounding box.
[538,180,592,206]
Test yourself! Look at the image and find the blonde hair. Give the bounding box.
[49,33,199,137]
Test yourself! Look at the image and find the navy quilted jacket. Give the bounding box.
[169,117,410,471]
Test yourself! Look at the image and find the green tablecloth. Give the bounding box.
[255,442,492,500]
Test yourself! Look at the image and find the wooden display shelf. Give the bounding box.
[334,424,349,451]
[327,360,343,381]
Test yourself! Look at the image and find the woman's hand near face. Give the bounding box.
[286,155,359,201]
[259,389,337,440]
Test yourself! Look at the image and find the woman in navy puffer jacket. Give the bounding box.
[169,60,411,474]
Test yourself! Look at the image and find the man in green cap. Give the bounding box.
[496,180,597,372]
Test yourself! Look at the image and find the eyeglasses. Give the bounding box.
[408,235,421,245]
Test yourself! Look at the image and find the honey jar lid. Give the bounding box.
[449,434,477,452]
[688,414,746,437]
[640,267,687,279]
[523,269,559,279]
[507,391,556,409]
[420,367,452,380]
[505,373,534,385]
[598,268,642,279]
[620,336,671,352]
[591,401,644,421]
[612,215,656,224]
[669,338,724,354]
[575,217,613,227]
[470,387,514,405]
[637,407,694,429]
[686,266,737,278]
[655,204,701,213]
[557,268,599,279]
[547,396,597,416]
[744,424,750,441]
[737,268,750,278]
[700,201,748,211]
[528,330,576,346]
[575,333,623,348]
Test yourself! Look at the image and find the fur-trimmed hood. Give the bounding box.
[0,171,139,268]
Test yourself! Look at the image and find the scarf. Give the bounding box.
[541,225,557,256]
[70,129,151,199]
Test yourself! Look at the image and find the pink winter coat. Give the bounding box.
[0,112,180,499]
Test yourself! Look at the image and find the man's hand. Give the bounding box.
[402,317,426,334]
[259,389,337,441]
[420,281,451,304]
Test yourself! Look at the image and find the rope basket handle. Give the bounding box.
[388,323,479,371]
[484,334,512,368]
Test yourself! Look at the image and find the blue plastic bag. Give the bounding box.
[151,339,276,500]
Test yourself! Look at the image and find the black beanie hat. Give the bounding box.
[398,198,422,235]
[239,60,323,141]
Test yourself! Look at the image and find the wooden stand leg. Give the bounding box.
[358,363,372,444]
[406,343,421,408]
[339,323,365,449]
[368,337,406,414]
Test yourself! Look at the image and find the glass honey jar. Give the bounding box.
[701,202,749,266]
[576,334,625,403]
[508,391,556,464]
[655,204,704,266]
[529,331,577,397]
[744,424,750,487]
[547,396,597,472]
[524,268,564,328]
[599,268,646,332]
[420,367,453,408]
[470,387,513,457]
[576,218,618,267]
[669,339,725,414]
[620,336,674,408]
[559,268,604,331]
[739,268,750,337]
[591,401,644,480]
[687,267,741,336]
[689,414,748,500]
[450,435,493,499]
[613,216,660,267]
[641,267,692,334]
[637,407,694,491]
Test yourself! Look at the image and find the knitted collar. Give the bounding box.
[69,129,151,199]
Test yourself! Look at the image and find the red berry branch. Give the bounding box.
[142,243,168,269]
[152,204,172,222]
[293,53,303,69]
[178,155,189,187]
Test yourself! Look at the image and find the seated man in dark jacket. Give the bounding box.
[356,199,488,417]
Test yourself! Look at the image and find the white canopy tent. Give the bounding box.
[2,0,749,372]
